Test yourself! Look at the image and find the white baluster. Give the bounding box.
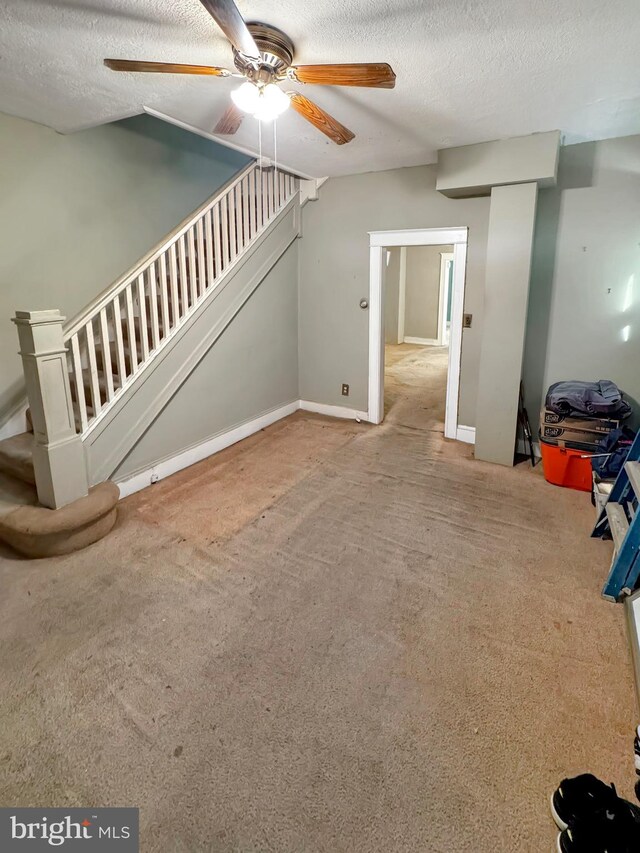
[99,307,115,401]
[249,168,258,239]
[262,169,269,225]
[137,273,150,361]
[196,217,206,297]
[85,320,102,416]
[205,210,214,288]
[148,261,160,350]
[158,252,171,338]
[221,194,230,269]
[178,235,189,311]
[125,283,139,374]
[187,226,198,306]
[169,243,180,325]
[228,189,237,263]
[70,332,88,432]
[242,176,250,251]
[112,293,127,386]
[213,202,222,279]
[272,170,278,211]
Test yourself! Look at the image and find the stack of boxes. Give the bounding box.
[539,407,627,492]
[540,409,624,452]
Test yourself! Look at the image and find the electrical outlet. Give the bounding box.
[341,383,350,396]
[463,313,473,329]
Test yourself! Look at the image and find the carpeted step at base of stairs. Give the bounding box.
[0,481,119,558]
[0,430,119,558]
[0,432,35,485]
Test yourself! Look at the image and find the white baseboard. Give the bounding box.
[403,336,440,346]
[456,425,476,444]
[115,399,478,500]
[299,400,368,421]
[116,400,299,498]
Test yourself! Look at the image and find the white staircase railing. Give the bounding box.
[64,162,298,436]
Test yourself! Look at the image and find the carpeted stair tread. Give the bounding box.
[0,432,35,485]
[0,481,119,558]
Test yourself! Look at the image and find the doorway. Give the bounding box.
[383,244,453,424]
[367,228,468,440]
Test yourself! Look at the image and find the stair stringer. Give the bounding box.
[84,195,300,485]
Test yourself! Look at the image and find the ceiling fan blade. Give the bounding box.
[197,0,261,60]
[104,59,231,76]
[288,93,355,145]
[214,103,244,135]
[288,63,396,89]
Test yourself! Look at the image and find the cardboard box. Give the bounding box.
[540,408,624,433]
[539,408,622,450]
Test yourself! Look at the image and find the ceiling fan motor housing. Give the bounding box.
[233,22,295,83]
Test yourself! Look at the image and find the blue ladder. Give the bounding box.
[593,430,640,601]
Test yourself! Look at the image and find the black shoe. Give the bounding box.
[557,798,640,853]
[551,774,620,831]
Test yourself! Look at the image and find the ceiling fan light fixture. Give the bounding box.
[232,80,290,122]
[231,80,260,113]
[262,83,290,115]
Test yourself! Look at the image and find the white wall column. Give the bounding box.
[12,309,88,509]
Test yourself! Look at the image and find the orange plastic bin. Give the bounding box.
[539,437,593,492]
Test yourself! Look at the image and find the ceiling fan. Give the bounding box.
[104,0,396,145]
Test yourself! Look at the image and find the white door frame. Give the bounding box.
[368,227,469,440]
[438,252,454,346]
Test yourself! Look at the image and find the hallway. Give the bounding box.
[0,347,635,851]
[384,342,449,425]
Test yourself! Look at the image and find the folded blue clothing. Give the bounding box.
[546,380,631,419]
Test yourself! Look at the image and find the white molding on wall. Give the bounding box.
[116,400,299,498]
[403,336,440,346]
[369,227,468,248]
[456,425,476,444]
[299,400,368,421]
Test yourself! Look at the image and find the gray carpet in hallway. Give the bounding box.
[0,343,635,851]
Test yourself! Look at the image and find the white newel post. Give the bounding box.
[12,310,89,509]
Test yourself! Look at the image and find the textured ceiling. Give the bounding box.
[2,0,640,177]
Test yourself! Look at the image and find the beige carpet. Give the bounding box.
[0,343,635,851]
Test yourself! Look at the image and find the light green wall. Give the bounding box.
[114,242,299,480]
[0,111,249,415]
[404,245,452,341]
[524,134,640,427]
[299,166,490,423]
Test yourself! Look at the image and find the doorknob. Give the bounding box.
[359,298,369,309]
